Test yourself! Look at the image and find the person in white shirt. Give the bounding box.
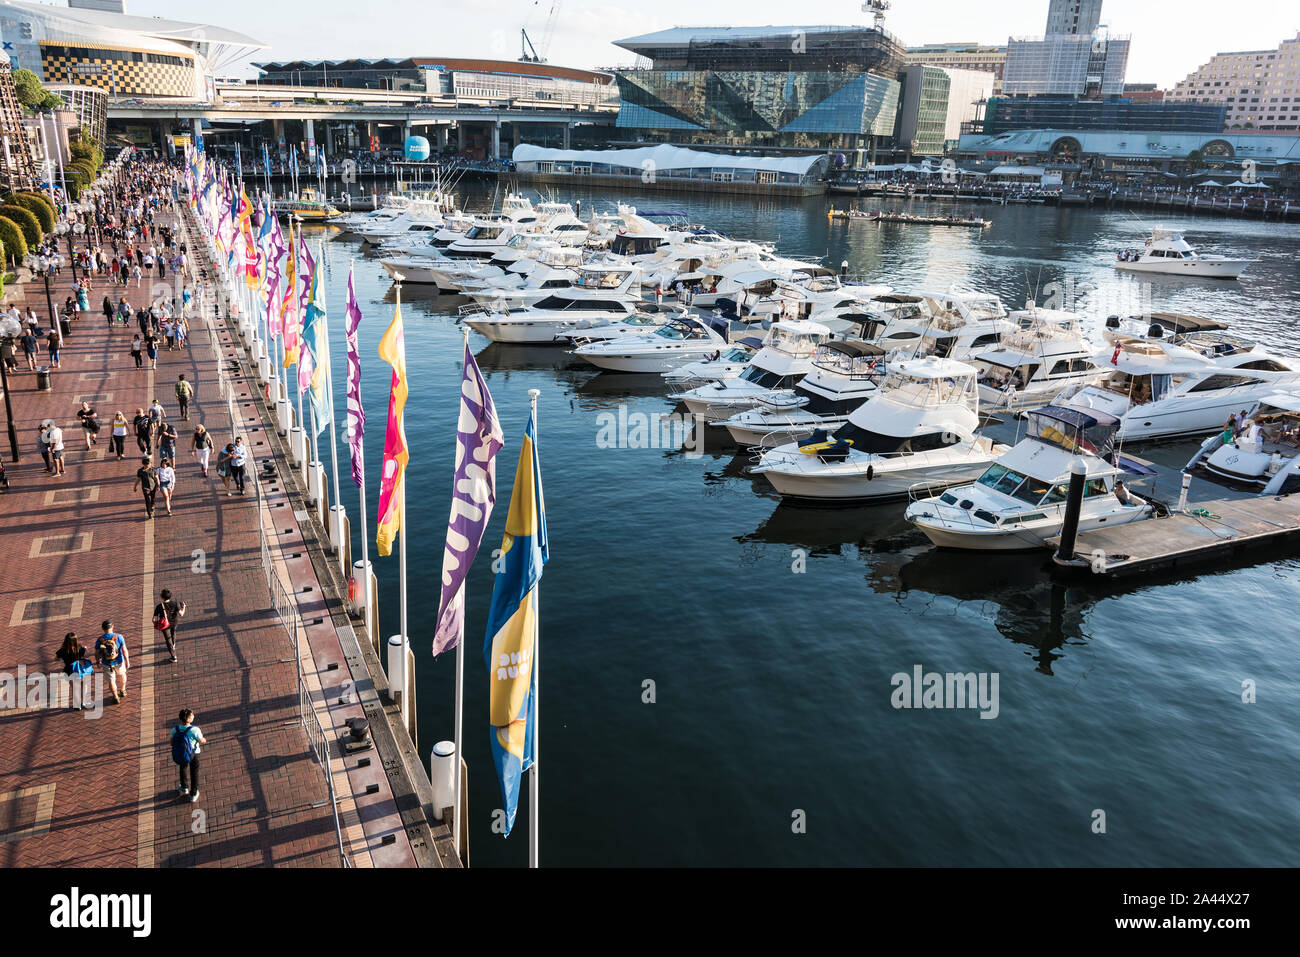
[45,424,66,476]
[157,457,177,515]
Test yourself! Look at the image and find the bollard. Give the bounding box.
[429,741,456,822]
[387,635,405,712]
[275,396,292,437]
[306,460,324,507]
[289,425,305,466]
[1054,458,1089,564]
[1176,471,1192,513]
[329,503,347,557]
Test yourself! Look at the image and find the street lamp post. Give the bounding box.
[0,317,20,462]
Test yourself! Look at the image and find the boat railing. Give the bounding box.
[459,301,506,318]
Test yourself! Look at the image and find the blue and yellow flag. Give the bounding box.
[483,409,547,837]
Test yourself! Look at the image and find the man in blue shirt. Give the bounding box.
[229,437,247,494]
[94,620,130,702]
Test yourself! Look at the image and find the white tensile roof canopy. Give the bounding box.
[513,144,824,177]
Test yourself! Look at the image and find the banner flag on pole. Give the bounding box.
[281,218,301,367]
[345,265,366,488]
[374,301,409,557]
[483,409,547,837]
[303,262,331,434]
[433,341,503,657]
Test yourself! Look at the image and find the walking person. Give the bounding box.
[42,421,66,476]
[175,374,194,420]
[132,455,158,518]
[132,407,152,454]
[192,423,213,477]
[45,327,61,369]
[170,709,207,802]
[19,328,38,371]
[153,588,186,662]
[103,294,114,326]
[76,401,99,450]
[110,411,128,459]
[157,457,176,515]
[145,332,158,369]
[158,420,178,463]
[130,333,143,368]
[229,436,248,495]
[55,632,93,711]
[216,442,234,493]
[94,621,129,703]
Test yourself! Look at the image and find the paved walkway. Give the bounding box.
[0,205,387,866]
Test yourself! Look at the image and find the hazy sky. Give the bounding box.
[117,0,1300,86]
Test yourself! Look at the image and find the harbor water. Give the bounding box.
[306,184,1300,866]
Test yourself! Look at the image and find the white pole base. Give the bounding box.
[289,426,305,465]
[307,460,324,507]
[349,559,373,618]
[387,635,406,712]
[430,741,456,822]
[329,503,346,555]
[275,396,292,436]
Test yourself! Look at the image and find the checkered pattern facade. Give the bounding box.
[40,44,195,98]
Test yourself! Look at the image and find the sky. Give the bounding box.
[115,0,1300,86]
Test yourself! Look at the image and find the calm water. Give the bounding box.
[304,185,1300,867]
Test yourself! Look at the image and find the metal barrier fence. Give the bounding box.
[178,200,352,867]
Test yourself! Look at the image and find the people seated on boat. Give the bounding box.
[1132,383,1152,405]
[709,350,721,362]
[1113,480,1136,506]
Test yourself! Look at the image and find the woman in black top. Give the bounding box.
[55,633,91,710]
[76,402,99,450]
[103,295,114,325]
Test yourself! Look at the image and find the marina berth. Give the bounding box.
[673,320,831,421]
[718,339,887,448]
[1115,227,1253,279]
[460,264,647,344]
[1051,329,1300,442]
[749,356,1005,502]
[905,407,1155,551]
[1184,392,1300,495]
[661,340,761,389]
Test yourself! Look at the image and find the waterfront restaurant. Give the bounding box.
[511,144,829,196]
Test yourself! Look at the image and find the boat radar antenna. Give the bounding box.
[862,0,891,30]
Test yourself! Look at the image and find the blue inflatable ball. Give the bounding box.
[404,136,431,161]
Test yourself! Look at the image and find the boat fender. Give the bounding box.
[867,464,874,481]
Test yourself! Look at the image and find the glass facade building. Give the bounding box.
[979,96,1227,134]
[614,26,903,148]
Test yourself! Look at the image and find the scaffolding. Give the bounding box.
[0,57,38,192]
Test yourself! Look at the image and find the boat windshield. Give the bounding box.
[464,226,503,240]
[977,464,1110,503]
[655,323,700,341]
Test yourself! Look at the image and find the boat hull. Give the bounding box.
[1115,260,1249,279]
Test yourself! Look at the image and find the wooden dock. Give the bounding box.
[1050,495,1300,578]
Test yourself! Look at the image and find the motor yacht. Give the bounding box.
[1052,327,1300,441]
[661,340,761,390]
[673,320,831,421]
[570,317,730,373]
[718,340,887,448]
[905,406,1155,550]
[749,357,1005,502]
[460,264,644,344]
[1115,227,1252,279]
[971,306,1102,411]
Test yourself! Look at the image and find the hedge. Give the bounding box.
[11,193,55,232]
[0,205,41,248]
[0,217,26,264]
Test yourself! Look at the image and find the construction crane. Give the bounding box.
[862,0,891,30]
[540,1,561,61]
[520,28,543,63]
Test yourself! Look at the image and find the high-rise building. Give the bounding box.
[1003,0,1129,97]
[897,65,995,154]
[905,43,1007,93]
[1044,0,1103,37]
[1166,34,1300,131]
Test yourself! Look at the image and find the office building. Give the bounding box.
[1167,34,1300,131]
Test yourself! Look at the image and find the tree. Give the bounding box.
[11,69,62,113]
[0,205,41,248]
[1186,149,1204,170]
[13,192,55,232]
[0,217,27,265]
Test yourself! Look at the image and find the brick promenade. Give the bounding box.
[0,208,388,866]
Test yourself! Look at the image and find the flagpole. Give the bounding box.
[321,242,345,578]
[396,278,409,721]
[453,325,469,862]
[528,386,540,870]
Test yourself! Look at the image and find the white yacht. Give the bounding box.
[571,317,730,373]
[460,264,644,344]
[1184,392,1300,495]
[971,306,1101,411]
[661,340,761,390]
[1115,227,1252,279]
[1052,327,1300,441]
[381,221,525,285]
[719,340,886,448]
[673,320,831,421]
[464,246,586,307]
[749,357,1006,502]
[559,303,688,343]
[905,407,1155,550]
[353,199,453,245]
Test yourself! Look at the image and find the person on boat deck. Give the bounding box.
[1113,480,1136,506]
[1222,417,1237,446]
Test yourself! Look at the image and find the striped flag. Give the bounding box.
[344,266,366,489]
[375,302,408,557]
[296,239,319,398]
[302,260,331,434]
[281,219,300,368]
[483,409,547,836]
[432,341,503,657]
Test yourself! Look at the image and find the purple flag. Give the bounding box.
[345,265,366,489]
[432,342,504,656]
[298,229,316,315]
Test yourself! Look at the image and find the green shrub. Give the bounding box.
[0,205,41,248]
[12,193,55,232]
[0,217,27,264]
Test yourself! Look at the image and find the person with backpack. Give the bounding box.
[175,374,194,420]
[95,621,129,702]
[170,709,207,802]
[153,588,186,662]
[229,436,248,494]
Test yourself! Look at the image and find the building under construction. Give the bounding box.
[0,50,38,193]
